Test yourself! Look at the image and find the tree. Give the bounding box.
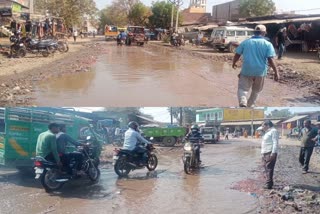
[149,1,182,29]
[239,0,276,18]
[34,0,98,28]
[169,107,199,125]
[266,109,292,118]
[98,5,128,29]
[128,3,152,26]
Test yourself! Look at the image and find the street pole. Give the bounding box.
[170,107,173,125]
[171,4,174,29]
[251,108,254,138]
[179,107,183,126]
[175,0,183,32]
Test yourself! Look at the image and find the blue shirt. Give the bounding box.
[122,128,150,151]
[236,36,276,77]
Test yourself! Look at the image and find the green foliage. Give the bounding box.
[239,0,276,17]
[34,0,98,28]
[149,1,182,29]
[266,109,293,118]
[128,3,152,26]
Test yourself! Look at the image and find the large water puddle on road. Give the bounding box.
[34,44,311,106]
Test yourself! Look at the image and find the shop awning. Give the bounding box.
[221,120,281,126]
[282,115,308,124]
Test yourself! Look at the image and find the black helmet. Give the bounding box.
[128,121,139,130]
[191,125,199,131]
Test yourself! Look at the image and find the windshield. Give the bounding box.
[201,128,217,134]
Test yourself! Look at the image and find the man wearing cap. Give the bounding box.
[232,24,280,107]
[260,120,279,189]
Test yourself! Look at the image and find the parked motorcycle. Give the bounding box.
[10,36,27,58]
[170,35,185,47]
[113,142,158,177]
[33,139,100,192]
[183,137,202,174]
[22,37,58,57]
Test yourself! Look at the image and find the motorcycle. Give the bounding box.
[113,141,158,177]
[183,137,202,174]
[21,37,58,57]
[10,36,27,58]
[33,138,100,192]
[117,37,125,46]
[170,35,185,47]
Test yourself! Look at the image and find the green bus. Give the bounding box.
[0,107,101,169]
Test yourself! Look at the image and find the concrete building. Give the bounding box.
[196,108,224,124]
[212,0,242,22]
[189,0,206,13]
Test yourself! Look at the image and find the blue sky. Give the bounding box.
[95,0,320,14]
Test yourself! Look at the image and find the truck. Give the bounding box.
[199,122,220,144]
[140,126,187,147]
[0,107,102,170]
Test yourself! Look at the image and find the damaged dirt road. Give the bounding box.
[1,139,320,214]
[0,38,319,106]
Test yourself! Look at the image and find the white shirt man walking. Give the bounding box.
[261,120,279,189]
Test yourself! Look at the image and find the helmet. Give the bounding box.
[191,125,199,131]
[128,121,139,130]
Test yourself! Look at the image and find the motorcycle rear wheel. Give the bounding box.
[146,154,158,171]
[41,169,64,192]
[184,157,192,174]
[114,156,130,177]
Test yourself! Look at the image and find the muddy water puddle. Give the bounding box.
[0,142,261,214]
[33,44,307,106]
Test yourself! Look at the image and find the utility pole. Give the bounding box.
[168,0,176,30]
[170,107,173,125]
[175,0,183,32]
[179,107,183,126]
[251,108,254,138]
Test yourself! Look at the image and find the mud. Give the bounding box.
[0,39,319,106]
[2,139,320,213]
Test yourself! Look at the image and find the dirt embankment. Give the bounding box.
[0,37,107,106]
[151,42,320,104]
[232,143,320,214]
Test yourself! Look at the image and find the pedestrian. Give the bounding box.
[73,30,78,42]
[225,129,229,140]
[299,120,318,174]
[232,25,280,107]
[275,27,287,60]
[260,120,279,189]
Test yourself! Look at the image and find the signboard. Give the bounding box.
[223,109,264,121]
[0,8,12,17]
[12,3,22,12]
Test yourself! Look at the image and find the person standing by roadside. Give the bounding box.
[73,30,78,42]
[232,25,280,107]
[299,120,318,174]
[275,27,287,60]
[261,120,279,189]
[225,129,229,140]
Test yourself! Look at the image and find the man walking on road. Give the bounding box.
[261,120,279,189]
[299,120,318,174]
[232,25,280,107]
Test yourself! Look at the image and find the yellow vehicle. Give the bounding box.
[105,25,118,40]
[104,25,127,41]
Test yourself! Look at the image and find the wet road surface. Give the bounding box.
[34,43,311,106]
[0,140,260,214]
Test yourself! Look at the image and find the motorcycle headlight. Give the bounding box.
[184,143,192,151]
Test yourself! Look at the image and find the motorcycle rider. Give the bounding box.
[122,121,152,166]
[56,124,83,175]
[36,123,62,168]
[185,125,203,163]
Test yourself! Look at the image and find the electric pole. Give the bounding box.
[179,107,183,126]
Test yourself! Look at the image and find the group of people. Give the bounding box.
[36,123,83,175]
[261,119,319,189]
